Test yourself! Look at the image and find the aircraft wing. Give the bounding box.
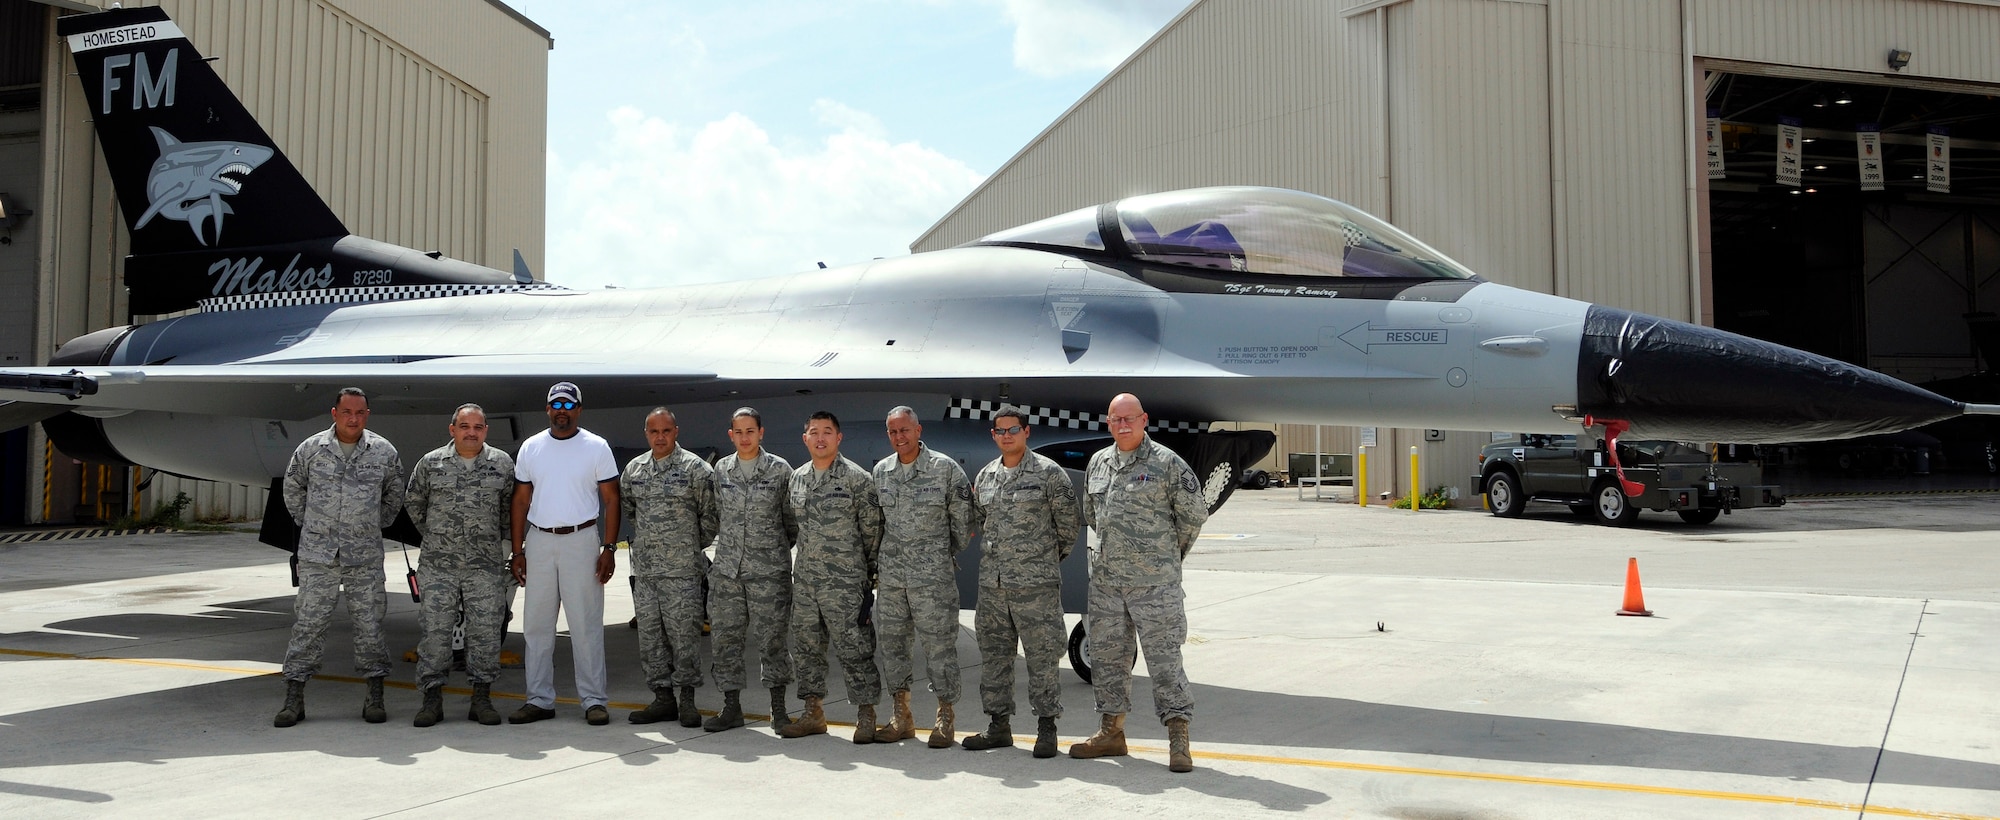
[0,360,722,423]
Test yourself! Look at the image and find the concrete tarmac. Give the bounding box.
[2,490,1996,818]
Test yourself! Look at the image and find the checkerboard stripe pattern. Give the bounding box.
[199,282,566,312]
[947,398,1210,433]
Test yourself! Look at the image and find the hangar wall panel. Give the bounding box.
[161,0,489,264]
[1548,0,1691,318]
[1388,0,1554,293]
[1690,0,2000,84]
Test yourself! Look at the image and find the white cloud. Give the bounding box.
[548,105,984,289]
[999,0,1186,78]
[810,99,888,140]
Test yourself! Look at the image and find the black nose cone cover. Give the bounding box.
[1576,306,1960,443]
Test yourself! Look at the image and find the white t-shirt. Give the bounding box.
[515,427,619,529]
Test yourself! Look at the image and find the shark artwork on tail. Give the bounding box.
[133,127,273,246]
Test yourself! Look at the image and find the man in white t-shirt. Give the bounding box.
[508,381,622,725]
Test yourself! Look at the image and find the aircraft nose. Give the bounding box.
[1574,305,1962,443]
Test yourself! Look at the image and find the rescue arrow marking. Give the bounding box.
[1338,322,1448,353]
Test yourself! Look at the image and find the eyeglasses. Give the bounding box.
[549,400,577,410]
[991,425,1025,436]
[1106,415,1143,426]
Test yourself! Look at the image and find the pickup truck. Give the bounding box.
[1473,435,1785,526]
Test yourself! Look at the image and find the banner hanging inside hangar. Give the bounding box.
[1705,110,1725,180]
[1927,127,1951,193]
[1856,126,1883,191]
[1775,117,1803,187]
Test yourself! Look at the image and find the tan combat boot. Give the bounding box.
[779,696,826,738]
[852,704,879,744]
[875,690,916,742]
[927,701,956,748]
[1068,713,1127,759]
[1166,716,1193,772]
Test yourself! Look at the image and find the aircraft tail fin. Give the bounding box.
[59,7,346,254]
[57,7,525,315]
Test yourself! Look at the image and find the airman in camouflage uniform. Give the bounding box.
[274,387,405,728]
[1070,393,1207,773]
[406,403,515,727]
[869,407,972,748]
[778,411,886,743]
[622,408,719,728]
[963,404,1080,758]
[706,407,800,732]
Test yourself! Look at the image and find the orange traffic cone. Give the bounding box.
[1616,557,1653,616]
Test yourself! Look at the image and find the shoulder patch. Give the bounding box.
[1179,468,1200,495]
[956,485,972,501]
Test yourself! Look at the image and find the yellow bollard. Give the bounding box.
[1409,446,1419,512]
[1357,447,1368,507]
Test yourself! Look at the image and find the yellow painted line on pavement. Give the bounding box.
[3,645,1989,818]
[1116,744,1994,820]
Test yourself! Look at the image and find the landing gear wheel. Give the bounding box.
[1484,471,1525,518]
[1591,480,1640,527]
[1676,508,1721,525]
[1067,621,1092,684]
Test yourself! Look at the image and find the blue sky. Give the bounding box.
[508,0,1189,288]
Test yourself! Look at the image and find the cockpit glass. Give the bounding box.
[1117,188,1474,278]
[972,187,1475,280]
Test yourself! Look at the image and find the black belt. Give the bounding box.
[534,518,597,535]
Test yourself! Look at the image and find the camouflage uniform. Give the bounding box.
[970,451,1080,719]
[405,442,515,690]
[1083,435,1207,723]
[872,443,971,703]
[789,456,884,706]
[708,451,799,693]
[622,445,719,691]
[281,427,405,682]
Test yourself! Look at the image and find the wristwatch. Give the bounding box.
[601,543,617,552]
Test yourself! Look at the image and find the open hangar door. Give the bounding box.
[1704,67,2000,491]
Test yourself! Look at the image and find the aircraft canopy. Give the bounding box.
[973,186,1476,280]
